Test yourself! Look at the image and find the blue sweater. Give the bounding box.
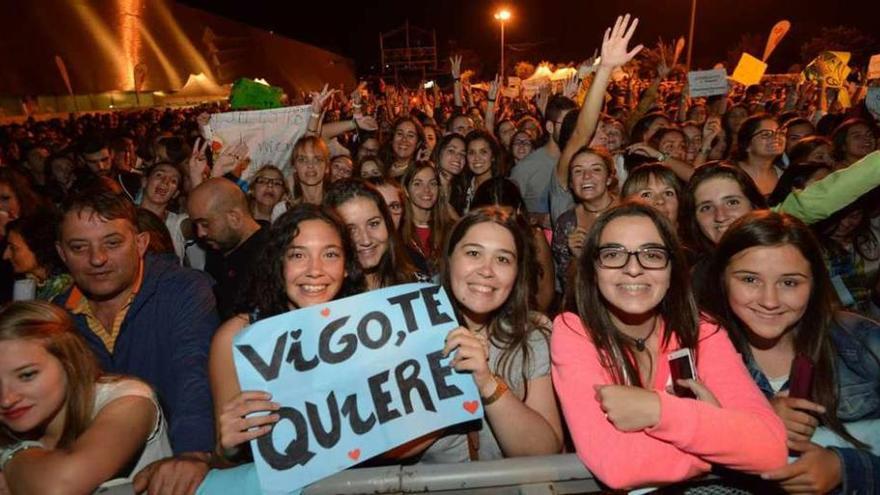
[57,253,219,454]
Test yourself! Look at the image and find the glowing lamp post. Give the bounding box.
[494,9,511,83]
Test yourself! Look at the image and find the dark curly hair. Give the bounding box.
[237,204,364,319]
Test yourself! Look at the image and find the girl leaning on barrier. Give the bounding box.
[0,301,171,493]
[552,203,787,490]
[701,211,880,493]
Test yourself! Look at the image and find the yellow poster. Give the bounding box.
[801,51,851,88]
[731,53,767,86]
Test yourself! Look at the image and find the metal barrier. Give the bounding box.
[96,454,601,494]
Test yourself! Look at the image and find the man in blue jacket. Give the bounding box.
[55,188,218,493]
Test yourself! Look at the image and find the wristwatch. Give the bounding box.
[481,375,510,406]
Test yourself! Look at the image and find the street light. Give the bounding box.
[494,9,511,83]
[686,0,697,70]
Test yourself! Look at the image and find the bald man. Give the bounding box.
[188,178,268,319]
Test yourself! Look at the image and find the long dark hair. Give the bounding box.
[441,207,547,398]
[565,202,699,386]
[323,178,421,287]
[700,210,868,449]
[680,161,767,253]
[238,204,364,319]
[401,162,454,265]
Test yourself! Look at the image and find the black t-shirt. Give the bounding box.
[204,226,270,320]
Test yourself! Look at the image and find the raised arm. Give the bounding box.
[556,14,643,189]
[450,56,464,110]
[485,74,502,135]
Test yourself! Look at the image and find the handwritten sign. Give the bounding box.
[230,78,284,110]
[868,54,880,80]
[802,51,851,88]
[233,283,482,495]
[731,53,767,87]
[207,106,310,181]
[688,69,729,98]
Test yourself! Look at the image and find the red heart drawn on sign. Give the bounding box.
[348,448,361,461]
[463,400,479,414]
[321,307,330,317]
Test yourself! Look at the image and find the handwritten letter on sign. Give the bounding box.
[233,283,482,495]
[688,69,729,98]
[208,105,311,182]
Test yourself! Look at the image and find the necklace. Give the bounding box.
[622,317,658,352]
[581,196,614,214]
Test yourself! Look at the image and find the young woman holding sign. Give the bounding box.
[208,204,365,463]
[551,203,787,490]
[418,206,563,462]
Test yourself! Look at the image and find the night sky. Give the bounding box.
[181,0,878,75]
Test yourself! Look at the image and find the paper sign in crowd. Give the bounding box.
[207,105,311,182]
[233,283,483,495]
[688,69,729,98]
[731,53,768,87]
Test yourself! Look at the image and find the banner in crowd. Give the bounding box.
[687,69,729,97]
[801,51,851,88]
[731,53,767,86]
[233,283,482,495]
[868,54,880,80]
[208,105,310,181]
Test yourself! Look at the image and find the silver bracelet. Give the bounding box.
[0,441,45,470]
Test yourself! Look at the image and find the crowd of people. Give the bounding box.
[0,13,878,495]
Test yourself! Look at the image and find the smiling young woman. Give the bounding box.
[552,203,786,490]
[700,211,880,494]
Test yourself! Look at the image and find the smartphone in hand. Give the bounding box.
[668,348,697,399]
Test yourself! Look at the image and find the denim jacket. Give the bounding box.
[744,311,880,494]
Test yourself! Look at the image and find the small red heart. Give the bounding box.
[320,308,330,317]
[347,448,360,461]
[463,400,479,414]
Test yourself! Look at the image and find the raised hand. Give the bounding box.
[536,83,551,116]
[187,137,210,180]
[488,74,502,102]
[309,83,337,114]
[702,116,722,147]
[450,55,463,79]
[599,14,644,69]
[562,76,580,99]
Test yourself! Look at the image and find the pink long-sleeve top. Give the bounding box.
[551,313,787,490]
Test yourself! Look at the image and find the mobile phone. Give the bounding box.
[668,348,697,399]
[788,354,814,400]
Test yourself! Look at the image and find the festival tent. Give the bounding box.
[162,73,230,105]
[0,0,355,115]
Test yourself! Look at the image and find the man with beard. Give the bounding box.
[187,178,268,319]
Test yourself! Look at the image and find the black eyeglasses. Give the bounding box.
[254,177,284,188]
[596,246,671,270]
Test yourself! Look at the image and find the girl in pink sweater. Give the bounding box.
[551,203,787,490]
